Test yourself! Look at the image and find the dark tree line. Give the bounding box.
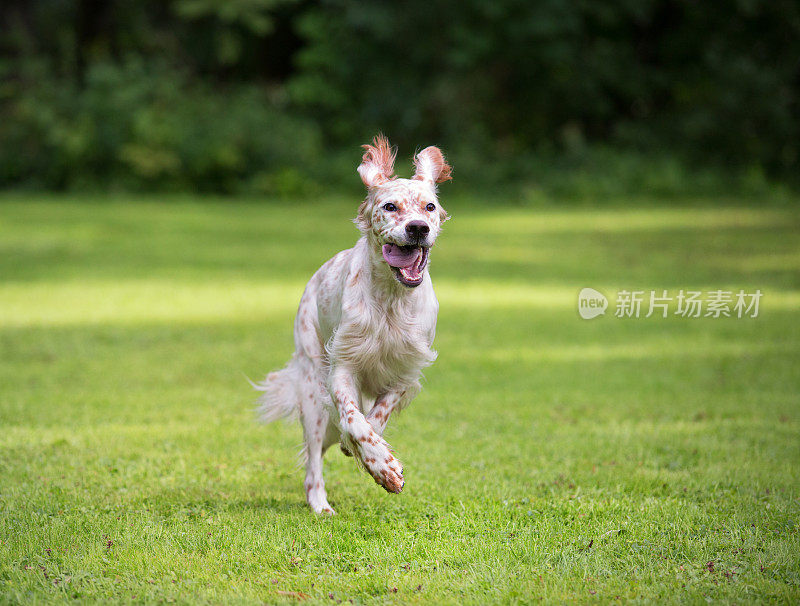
[1,0,798,191]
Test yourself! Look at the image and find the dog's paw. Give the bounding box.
[375,453,404,494]
[313,505,336,515]
[347,432,404,494]
[306,481,336,515]
[307,494,336,515]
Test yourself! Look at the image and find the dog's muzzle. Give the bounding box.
[382,244,430,287]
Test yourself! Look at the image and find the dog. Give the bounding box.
[254,135,452,514]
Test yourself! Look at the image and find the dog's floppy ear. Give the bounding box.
[357,134,396,188]
[412,146,452,184]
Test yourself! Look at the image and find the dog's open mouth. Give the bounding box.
[382,244,429,287]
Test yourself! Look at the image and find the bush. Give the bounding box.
[290,0,800,178]
[445,143,789,203]
[0,59,323,193]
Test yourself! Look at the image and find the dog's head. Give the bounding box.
[356,135,452,288]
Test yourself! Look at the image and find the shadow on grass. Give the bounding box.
[138,489,310,517]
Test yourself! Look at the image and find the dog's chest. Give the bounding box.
[334,302,436,395]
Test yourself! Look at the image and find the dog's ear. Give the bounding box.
[412,146,452,184]
[357,134,396,188]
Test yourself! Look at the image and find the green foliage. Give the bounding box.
[292,0,800,174]
[1,196,799,602]
[0,60,321,192]
[173,0,299,65]
[448,145,789,203]
[1,0,799,190]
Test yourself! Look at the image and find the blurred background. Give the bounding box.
[2,0,799,199]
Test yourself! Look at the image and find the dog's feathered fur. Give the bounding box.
[254,135,451,514]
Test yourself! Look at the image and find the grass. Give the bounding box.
[0,193,799,604]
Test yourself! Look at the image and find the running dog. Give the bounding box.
[254,135,452,514]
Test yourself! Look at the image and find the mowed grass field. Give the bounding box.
[1,194,799,604]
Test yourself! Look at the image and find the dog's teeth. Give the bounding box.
[399,266,420,282]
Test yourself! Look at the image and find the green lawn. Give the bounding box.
[1,194,799,604]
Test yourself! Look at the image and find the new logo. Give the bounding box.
[578,287,608,319]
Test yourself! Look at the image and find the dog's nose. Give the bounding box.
[405,220,430,242]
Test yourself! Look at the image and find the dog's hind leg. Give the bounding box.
[302,423,334,514]
[298,358,336,515]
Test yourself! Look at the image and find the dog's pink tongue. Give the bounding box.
[382,244,420,268]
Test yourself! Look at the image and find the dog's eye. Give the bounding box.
[383,202,397,212]
[426,203,436,212]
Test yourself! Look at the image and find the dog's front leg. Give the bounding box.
[366,390,405,436]
[329,367,404,493]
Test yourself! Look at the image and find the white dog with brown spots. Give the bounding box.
[254,135,451,514]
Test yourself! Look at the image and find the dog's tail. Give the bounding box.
[251,357,301,424]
